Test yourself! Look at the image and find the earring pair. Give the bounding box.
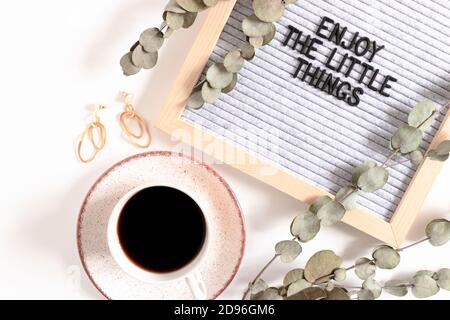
[76,92,151,163]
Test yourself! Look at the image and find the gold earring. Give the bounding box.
[119,92,152,148]
[76,105,107,163]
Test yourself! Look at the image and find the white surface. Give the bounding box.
[0,0,448,300]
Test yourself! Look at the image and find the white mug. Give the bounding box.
[107,183,210,300]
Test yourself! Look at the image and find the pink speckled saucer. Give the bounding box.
[77,151,245,300]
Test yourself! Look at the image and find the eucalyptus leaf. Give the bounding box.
[252,288,283,300]
[408,100,436,131]
[409,150,424,166]
[426,219,450,246]
[241,43,256,60]
[139,28,164,53]
[290,210,321,242]
[120,52,141,76]
[412,273,440,298]
[357,166,389,193]
[304,250,343,283]
[391,125,423,154]
[333,268,347,282]
[253,0,285,23]
[357,289,375,300]
[242,14,274,38]
[352,160,377,186]
[384,280,409,297]
[176,0,207,13]
[201,82,221,103]
[362,276,382,298]
[372,245,401,269]
[164,11,185,30]
[335,186,358,210]
[223,50,244,73]
[249,36,264,48]
[287,287,327,300]
[187,86,204,109]
[317,201,346,227]
[434,140,450,156]
[355,258,376,280]
[283,269,304,287]
[250,279,268,295]
[428,150,450,162]
[183,12,198,28]
[436,268,450,291]
[325,288,351,300]
[275,240,302,263]
[131,45,158,69]
[287,279,311,297]
[221,73,238,94]
[309,196,332,215]
[206,63,234,89]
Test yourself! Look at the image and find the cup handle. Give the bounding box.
[185,270,208,300]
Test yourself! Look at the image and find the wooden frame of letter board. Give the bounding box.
[157,0,450,247]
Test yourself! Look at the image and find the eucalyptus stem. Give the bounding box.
[397,237,430,252]
[242,254,280,300]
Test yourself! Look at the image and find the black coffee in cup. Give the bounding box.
[117,186,207,273]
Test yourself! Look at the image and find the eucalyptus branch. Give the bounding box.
[245,99,450,301]
[120,0,218,76]
[242,254,280,300]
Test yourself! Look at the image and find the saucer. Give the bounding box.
[77,151,246,300]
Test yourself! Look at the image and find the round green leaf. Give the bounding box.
[275,240,302,263]
[183,12,197,28]
[253,0,285,23]
[357,166,389,193]
[252,288,283,300]
[176,0,207,13]
[250,279,268,295]
[335,186,358,210]
[206,63,234,89]
[436,268,450,291]
[139,28,164,53]
[426,219,450,246]
[428,150,450,162]
[363,276,382,298]
[287,279,312,297]
[287,287,327,300]
[372,245,401,269]
[120,52,141,76]
[410,150,424,166]
[317,201,346,227]
[187,86,204,109]
[131,45,158,69]
[283,269,304,287]
[242,14,274,38]
[408,100,436,131]
[290,210,321,242]
[325,288,350,300]
[309,196,332,214]
[391,125,423,154]
[304,250,343,283]
[384,280,409,297]
[221,73,238,94]
[333,268,347,282]
[412,273,440,298]
[357,289,375,300]
[223,50,244,73]
[241,43,255,60]
[355,258,376,281]
[164,11,185,30]
[352,160,377,186]
[201,81,221,103]
[435,140,450,156]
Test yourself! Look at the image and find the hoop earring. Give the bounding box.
[119,92,152,148]
[76,105,107,163]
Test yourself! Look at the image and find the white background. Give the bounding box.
[0,0,448,300]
